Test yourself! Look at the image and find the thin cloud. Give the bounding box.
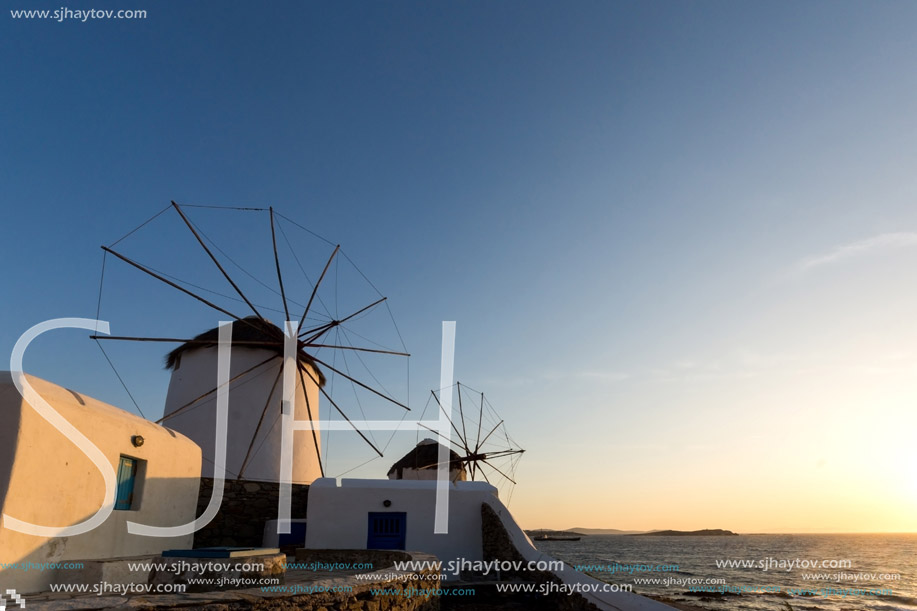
[795,232,917,273]
[575,370,631,382]
[540,370,631,383]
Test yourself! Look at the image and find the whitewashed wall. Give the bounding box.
[163,346,322,484]
[305,478,498,575]
[0,372,202,594]
[389,466,465,482]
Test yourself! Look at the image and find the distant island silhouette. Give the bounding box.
[630,529,739,537]
[567,527,645,535]
[527,527,739,537]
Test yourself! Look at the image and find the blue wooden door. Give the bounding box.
[279,522,307,547]
[367,512,406,550]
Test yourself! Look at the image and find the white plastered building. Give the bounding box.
[305,477,678,610]
[387,438,467,482]
[161,317,324,484]
[0,371,202,594]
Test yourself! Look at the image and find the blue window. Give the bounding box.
[115,456,139,510]
[367,512,407,550]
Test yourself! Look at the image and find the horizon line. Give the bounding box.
[531,527,917,535]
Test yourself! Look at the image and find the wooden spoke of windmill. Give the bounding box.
[96,202,411,478]
[426,382,525,488]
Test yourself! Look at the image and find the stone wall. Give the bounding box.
[480,502,528,571]
[28,550,443,611]
[152,574,442,611]
[295,548,412,569]
[256,579,441,611]
[148,552,286,593]
[480,503,599,611]
[194,478,310,548]
[149,550,440,611]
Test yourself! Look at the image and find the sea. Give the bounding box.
[533,534,917,611]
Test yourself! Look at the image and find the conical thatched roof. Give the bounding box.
[165,316,326,386]
[387,439,466,476]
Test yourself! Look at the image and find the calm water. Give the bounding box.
[533,534,917,611]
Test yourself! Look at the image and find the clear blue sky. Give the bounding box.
[3,1,917,531]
